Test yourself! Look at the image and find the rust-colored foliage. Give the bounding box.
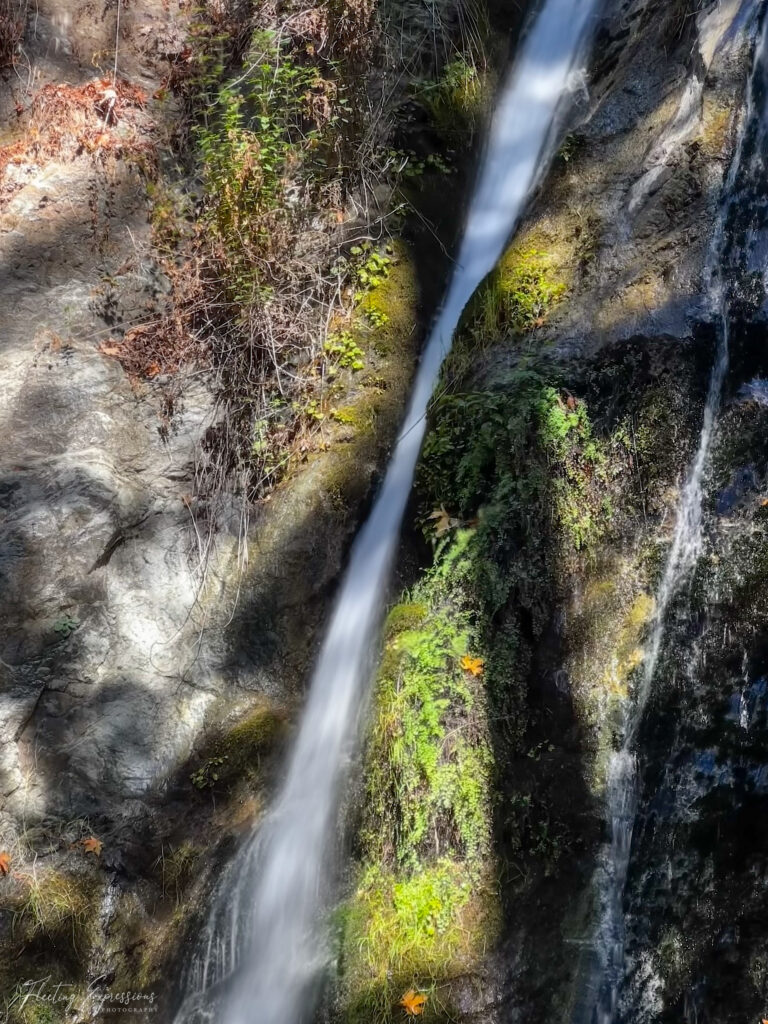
[80,837,103,856]
[460,655,484,677]
[0,77,154,196]
[399,990,427,1016]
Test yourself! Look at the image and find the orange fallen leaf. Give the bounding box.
[460,655,484,677]
[428,506,458,537]
[81,837,103,856]
[761,499,768,507]
[0,852,10,876]
[399,990,427,1016]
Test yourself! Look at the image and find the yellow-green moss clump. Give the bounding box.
[0,866,100,1023]
[413,56,491,139]
[446,219,580,377]
[340,860,498,1024]
[309,240,419,509]
[337,551,499,1024]
[214,702,287,780]
[13,869,98,949]
[189,700,288,793]
[356,239,419,360]
[599,591,655,699]
[567,561,656,791]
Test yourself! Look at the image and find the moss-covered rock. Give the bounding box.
[336,536,497,1023]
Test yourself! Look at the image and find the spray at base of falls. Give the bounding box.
[579,11,768,1023]
[172,2,602,1023]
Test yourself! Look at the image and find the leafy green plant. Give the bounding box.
[194,30,324,301]
[53,615,79,638]
[190,756,228,789]
[325,331,364,371]
[350,244,392,292]
[365,307,390,329]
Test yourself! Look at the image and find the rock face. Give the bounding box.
[0,16,219,823]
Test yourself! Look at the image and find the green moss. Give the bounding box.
[413,56,489,139]
[384,602,428,636]
[330,401,377,434]
[339,860,497,1024]
[214,702,287,776]
[458,232,570,350]
[495,245,567,330]
[356,241,419,358]
[338,534,498,1022]
[302,240,419,511]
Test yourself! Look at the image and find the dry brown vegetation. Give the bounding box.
[0,0,25,71]
[0,77,155,200]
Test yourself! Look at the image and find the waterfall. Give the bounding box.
[578,9,768,1023]
[173,2,602,1022]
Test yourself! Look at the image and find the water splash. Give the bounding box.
[173,2,602,1023]
[578,10,768,1023]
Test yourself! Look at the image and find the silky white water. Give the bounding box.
[173,2,601,1023]
[580,9,768,1022]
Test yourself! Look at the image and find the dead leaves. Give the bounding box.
[460,655,484,677]
[399,990,427,1016]
[0,76,153,207]
[99,319,205,384]
[80,837,103,857]
[0,851,10,876]
[427,506,460,537]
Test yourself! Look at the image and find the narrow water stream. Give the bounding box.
[580,7,768,1021]
[173,1,602,1022]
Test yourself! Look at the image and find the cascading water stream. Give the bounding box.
[579,9,768,1023]
[173,2,602,1022]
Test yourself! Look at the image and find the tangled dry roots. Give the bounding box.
[0,0,25,70]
